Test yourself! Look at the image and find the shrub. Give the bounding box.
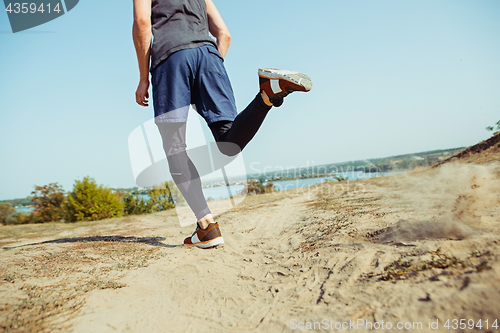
[0,203,17,225]
[146,182,175,212]
[243,180,275,195]
[123,182,177,215]
[332,174,349,182]
[6,212,38,225]
[243,180,264,195]
[31,183,65,223]
[265,183,275,193]
[123,192,150,215]
[65,177,124,222]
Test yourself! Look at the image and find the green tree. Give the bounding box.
[147,183,175,212]
[31,183,65,223]
[123,192,151,215]
[123,182,178,216]
[0,203,17,225]
[65,177,124,222]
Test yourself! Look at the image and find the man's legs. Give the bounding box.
[153,45,312,248]
[152,47,219,231]
[156,93,272,226]
[156,122,212,222]
[155,95,272,232]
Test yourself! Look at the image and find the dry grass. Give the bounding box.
[0,241,165,332]
[297,183,385,252]
[380,248,492,281]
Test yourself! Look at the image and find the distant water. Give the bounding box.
[270,171,400,192]
[15,206,33,213]
[203,185,246,200]
[15,171,403,212]
[203,171,403,200]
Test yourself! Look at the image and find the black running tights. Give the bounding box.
[156,93,272,220]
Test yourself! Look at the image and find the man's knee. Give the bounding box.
[216,141,241,157]
[166,148,186,176]
[165,142,186,157]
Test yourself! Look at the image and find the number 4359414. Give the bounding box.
[5,3,62,14]
[444,319,498,330]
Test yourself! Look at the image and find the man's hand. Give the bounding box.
[135,80,150,107]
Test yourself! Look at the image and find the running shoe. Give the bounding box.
[184,222,225,249]
[258,68,312,107]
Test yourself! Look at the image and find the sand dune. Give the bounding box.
[1,162,500,332]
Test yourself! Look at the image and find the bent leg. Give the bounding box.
[209,93,272,155]
[156,122,211,221]
[190,45,272,155]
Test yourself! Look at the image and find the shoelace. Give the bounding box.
[191,223,201,237]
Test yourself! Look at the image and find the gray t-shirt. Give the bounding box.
[150,0,217,73]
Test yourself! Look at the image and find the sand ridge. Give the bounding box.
[1,162,500,332]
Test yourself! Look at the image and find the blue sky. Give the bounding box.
[1,0,499,200]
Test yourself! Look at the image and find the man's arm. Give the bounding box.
[206,0,231,59]
[133,0,152,107]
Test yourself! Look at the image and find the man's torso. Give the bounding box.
[150,0,216,73]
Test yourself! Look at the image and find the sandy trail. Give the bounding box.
[1,162,500,332]
[69,194,307,332]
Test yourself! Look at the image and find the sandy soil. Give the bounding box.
[1,160,500,333]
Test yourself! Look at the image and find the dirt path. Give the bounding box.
[67,193,306,332]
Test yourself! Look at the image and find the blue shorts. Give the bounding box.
[151,44,238,125]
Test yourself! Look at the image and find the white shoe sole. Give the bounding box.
[258,68,313,92]
[188,236,225,249]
